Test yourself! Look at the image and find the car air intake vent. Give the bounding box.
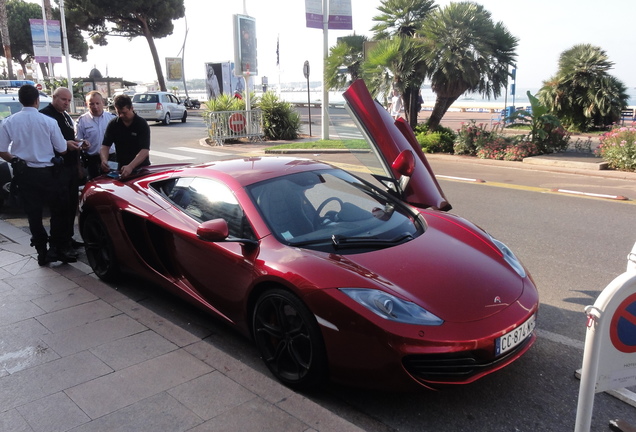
[402,337,532,383]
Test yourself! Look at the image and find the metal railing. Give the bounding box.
[202,109,264,146]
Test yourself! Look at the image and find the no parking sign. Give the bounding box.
[575,242,636,431]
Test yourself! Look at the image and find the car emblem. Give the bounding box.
[494,296,502,304]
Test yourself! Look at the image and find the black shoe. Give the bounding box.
[47,247,77,263]
[35,245,49,266]
[71,239,84,248]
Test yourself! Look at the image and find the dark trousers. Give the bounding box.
[59,163,80,243]
[17,166,69,248]
[84,153,117,180]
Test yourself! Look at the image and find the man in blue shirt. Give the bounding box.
[76,91,116,179]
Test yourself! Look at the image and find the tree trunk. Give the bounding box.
[0,0,13,79]
[403,86,414,126]
[138,15,166,91]
[426,94,460,130]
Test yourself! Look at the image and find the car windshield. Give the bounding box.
[133,94,158,103]
[247,169,423,252]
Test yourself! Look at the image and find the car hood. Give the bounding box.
[306,211,525,323]
[343,80,451,211]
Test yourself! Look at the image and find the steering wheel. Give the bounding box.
[314,197,343,226]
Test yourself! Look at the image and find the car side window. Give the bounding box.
[152,177,254,239]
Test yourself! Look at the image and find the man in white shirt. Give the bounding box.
[0,85,74,265]
[76,91,116,179]
[389,88,403,120]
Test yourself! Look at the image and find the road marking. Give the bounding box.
[149,150,195,161]
[170,147,228,156]
[437,175,485,183]
[552,188,628,201]
[438,177,634,204]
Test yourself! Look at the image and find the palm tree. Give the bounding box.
[325,34,367,91]
[363,37,429,126]
[371,0,436,38]
[419,2,518,130]
[0,0,14,79]
[366,0,436,128]
[538,44,628,130]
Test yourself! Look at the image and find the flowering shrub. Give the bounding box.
[596,126,636,171]
[454,121,502,155]
[476,139,539,161]
[504,141,540,161]
[533,123,570,154]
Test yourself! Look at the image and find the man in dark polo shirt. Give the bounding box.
[100,94,150,178]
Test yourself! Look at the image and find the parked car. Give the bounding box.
[179,96,201,109]
[0,85,53,209]
[132,91,187,125]
[78,79,538,391]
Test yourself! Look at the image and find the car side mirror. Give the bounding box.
[197,218,229,242]
[392,150,415,192]
[196,218,260,248]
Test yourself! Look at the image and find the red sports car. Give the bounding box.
[79,80,538,390]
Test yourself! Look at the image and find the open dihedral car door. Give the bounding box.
[342,79,451,211]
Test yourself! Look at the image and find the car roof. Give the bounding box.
[148,157,336,189]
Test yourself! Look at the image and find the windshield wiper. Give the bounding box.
[331,232,413,250]
[288,237,333,247]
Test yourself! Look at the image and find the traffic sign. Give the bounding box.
[303,61,310,79]
[610,293,636,353]
[35,83,43,90]
[228,112,246,133]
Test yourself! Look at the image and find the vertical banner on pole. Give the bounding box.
[233,14,257,76]
[305,0,352,30]
[29,19,62,63]
[166,57,183,81]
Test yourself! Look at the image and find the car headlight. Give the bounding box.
[340,288,443,325]
[489,236,526,278]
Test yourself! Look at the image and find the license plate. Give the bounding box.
[495,314,536,356]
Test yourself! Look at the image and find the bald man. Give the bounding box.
[40,87,83,256]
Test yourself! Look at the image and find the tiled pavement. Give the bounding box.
[0,219,364,432]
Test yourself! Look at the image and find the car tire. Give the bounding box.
[252,288,328,389]
[82,213,120,282]
[181,110,187,123]
[163,113,171,125]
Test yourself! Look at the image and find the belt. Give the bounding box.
[25,165,54,170]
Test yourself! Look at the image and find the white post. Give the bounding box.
[40,2,52,80]
[321,0,329,140]
[574,306,602,432]
[627,242,636,273]
[58,0,75,112]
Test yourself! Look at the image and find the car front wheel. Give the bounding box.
[82,213,120,282]
[181,110,187,123]
[252,288,328,389]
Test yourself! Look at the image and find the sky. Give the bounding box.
[26,0,636,92]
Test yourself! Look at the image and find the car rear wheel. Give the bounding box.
[163,113,171,125]
[252,288,328,389]
[82,213,120,282]
[181,110,187,123]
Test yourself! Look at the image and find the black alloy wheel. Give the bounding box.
[82,213,120,282]
[252,288,328,389]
